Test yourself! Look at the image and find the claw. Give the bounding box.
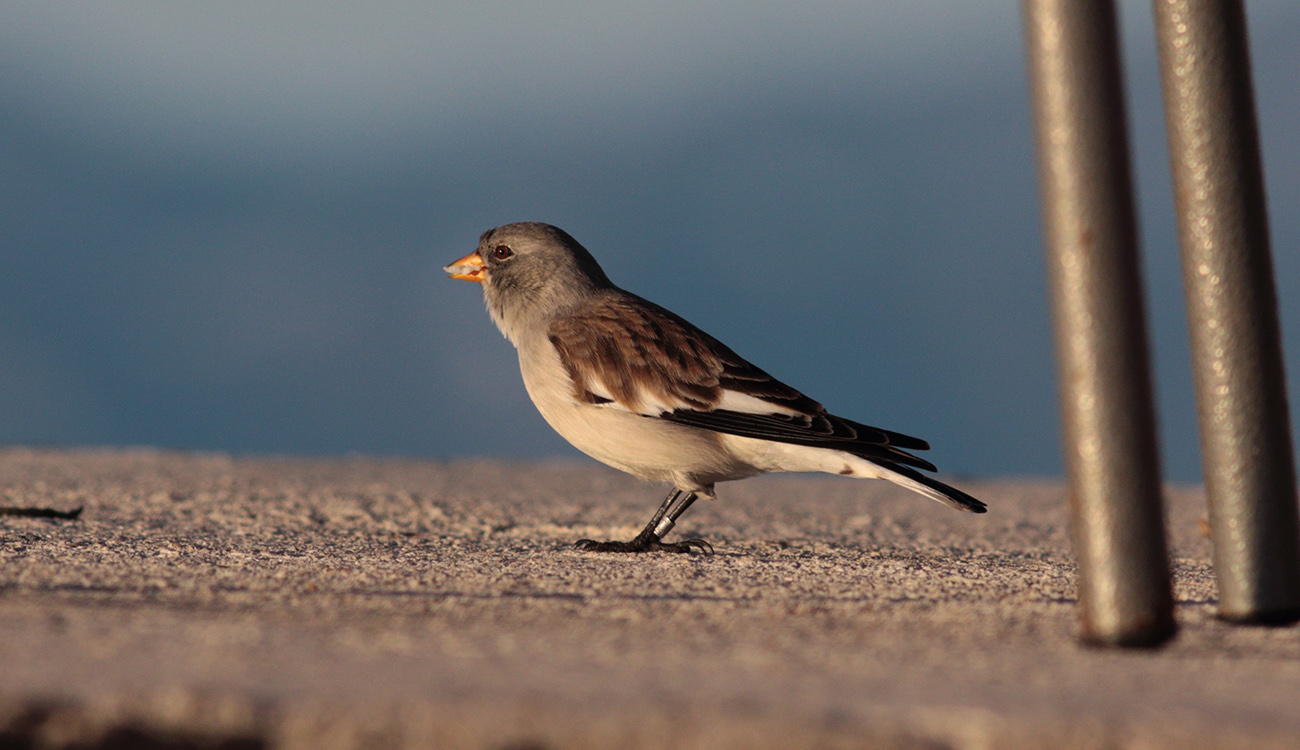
[573,536,713,554]
[678,538,714,555]
[573,488,713,555]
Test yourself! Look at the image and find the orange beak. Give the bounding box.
[444,251,485,282]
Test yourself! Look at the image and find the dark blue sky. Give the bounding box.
[2,2,1297,482]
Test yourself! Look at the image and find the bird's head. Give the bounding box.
[445,222,613,344]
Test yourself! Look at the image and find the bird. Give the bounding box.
[445,222,985,553]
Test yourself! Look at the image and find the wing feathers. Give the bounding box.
[548,291,937,474]
[548,295,722,412]
[659,408,937,472]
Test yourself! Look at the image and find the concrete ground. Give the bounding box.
[1,448,1298,749]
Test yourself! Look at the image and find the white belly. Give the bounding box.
[515,338,760,494]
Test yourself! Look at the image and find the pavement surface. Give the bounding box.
[1,448,1298,749]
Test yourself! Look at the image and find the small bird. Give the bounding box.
[446,222,985,553]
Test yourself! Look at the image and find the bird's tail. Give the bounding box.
[866,459,987,513]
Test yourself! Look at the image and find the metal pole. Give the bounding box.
[1024,0,1176,646]
[1152,0,1300,623]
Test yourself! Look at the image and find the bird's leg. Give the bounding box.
[575,488,713,554]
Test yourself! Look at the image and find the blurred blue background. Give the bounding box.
[2,2,1297,482]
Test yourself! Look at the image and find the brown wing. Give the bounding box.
[547,291,933,470]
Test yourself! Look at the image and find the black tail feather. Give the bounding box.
[869,460,987,513]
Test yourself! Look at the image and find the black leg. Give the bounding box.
[575,488,713,554]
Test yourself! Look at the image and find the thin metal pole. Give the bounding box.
[1152,0,1300,623]
[1024,0,1176,646]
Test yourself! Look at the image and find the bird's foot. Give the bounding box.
[574,536,713,555]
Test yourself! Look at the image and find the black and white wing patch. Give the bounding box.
[547,291,937,472]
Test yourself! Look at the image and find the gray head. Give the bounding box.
[445,222,614,344]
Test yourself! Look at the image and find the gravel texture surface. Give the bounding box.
[1,448,1298,749]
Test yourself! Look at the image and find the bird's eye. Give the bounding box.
[492,245,513,261]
